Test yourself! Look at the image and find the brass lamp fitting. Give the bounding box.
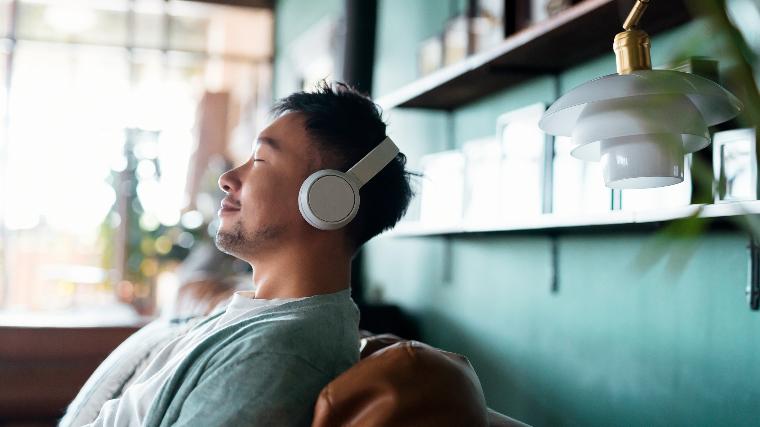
[614,29,652,74]
[614,0,653,74]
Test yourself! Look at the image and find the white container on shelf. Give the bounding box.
[419,150,466,227]
[553,135,613,214]
[497,103,546,218]
[462,137,502,226]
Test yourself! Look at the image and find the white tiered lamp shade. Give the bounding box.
[539,69,743,189]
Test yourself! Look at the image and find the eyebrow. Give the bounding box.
[257,137,280,151]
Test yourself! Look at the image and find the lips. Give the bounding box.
[219,197,241,215]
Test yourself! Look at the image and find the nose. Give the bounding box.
[218,167,241,194]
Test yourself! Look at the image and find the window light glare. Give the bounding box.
[44,5,97,35]
[180,210,204,229]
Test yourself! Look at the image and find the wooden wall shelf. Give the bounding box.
[376,0,692,111]
[385,201,760,237]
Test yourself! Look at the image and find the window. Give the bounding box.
[0,0,273,323]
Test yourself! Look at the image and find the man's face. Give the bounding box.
[215,112,317,258]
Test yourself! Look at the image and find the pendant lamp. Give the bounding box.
[538,0,743,189]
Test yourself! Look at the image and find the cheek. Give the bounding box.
[241,173,303,220]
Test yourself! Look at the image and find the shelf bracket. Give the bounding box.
[550,234,559,294]
[442,235,454,285]
[748,235,760,311]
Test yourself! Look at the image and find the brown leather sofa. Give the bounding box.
[313,333,530,427]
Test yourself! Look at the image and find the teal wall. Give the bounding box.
[273,0,343,98]
[274,1,760,425]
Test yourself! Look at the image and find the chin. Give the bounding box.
[214,221,246,252]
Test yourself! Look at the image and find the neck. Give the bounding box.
[249,239,352,299]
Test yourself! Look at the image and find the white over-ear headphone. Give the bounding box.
[298,136,400,230]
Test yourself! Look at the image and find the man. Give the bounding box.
[60,82,415,426]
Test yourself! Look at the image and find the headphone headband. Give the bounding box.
[346,136,399,188]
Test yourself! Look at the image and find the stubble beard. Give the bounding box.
[215,220,284,259]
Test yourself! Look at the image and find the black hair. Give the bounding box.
[271,81,417,250]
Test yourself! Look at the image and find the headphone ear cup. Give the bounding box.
[298,170,360,230]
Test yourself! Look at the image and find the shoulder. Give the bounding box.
[212,292,361,375]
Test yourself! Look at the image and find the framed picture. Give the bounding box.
[419,150,466,226]
[496,103,546,218]
[713,128,758,202]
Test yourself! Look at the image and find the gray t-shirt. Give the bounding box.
[63,288,360,427]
